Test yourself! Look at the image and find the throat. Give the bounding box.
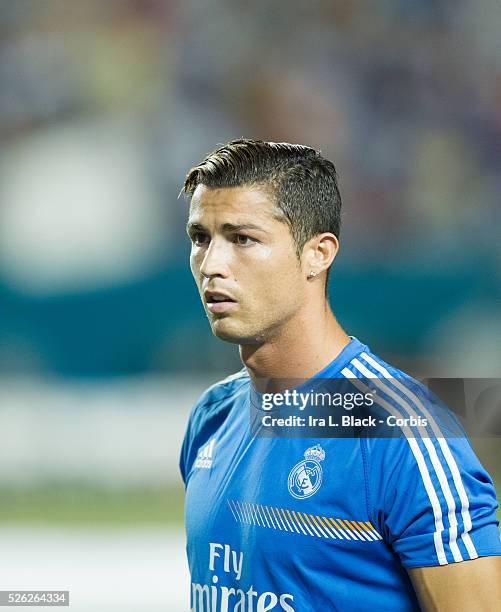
[240,313,351,388]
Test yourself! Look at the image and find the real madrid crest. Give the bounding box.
[287,445,325,499]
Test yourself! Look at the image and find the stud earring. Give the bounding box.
[308,271,318,279]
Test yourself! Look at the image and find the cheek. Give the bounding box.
[250,252,302,302]
[189,258,205,293]
[247,242,298,271]
[190,252,200,278]
[268,249,302,281]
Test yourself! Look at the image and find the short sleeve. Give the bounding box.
[179,388,208,486]
[179,416,193,486]
[179,390,209,486]
[178,371,246,487]
[368,435,501,568]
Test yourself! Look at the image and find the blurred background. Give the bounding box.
[0,0,500,610]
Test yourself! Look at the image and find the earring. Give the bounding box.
[308,271,318,279]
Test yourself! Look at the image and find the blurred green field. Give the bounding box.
[0,483,185,525]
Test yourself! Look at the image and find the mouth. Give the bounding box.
[204,290,238,314]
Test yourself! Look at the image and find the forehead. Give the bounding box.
[188,185,283,224]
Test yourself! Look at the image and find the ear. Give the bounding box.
[302,233,339,279]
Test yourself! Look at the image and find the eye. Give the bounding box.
[233,234,255,246]
[192,232,209,246]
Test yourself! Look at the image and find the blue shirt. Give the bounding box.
[180,337,501,611]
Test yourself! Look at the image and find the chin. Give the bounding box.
[210,319,243,344]
[210,319,262,345]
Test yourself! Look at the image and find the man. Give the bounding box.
[179,139,501,611]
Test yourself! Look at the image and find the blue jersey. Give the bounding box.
[180,337,501,611]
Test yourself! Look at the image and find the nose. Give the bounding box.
[198,238,231,279]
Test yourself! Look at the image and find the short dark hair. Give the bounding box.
[182,138,342,278]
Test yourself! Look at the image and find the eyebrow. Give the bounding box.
[186,222,269,234]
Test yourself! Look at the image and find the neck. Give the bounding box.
[240,300,351,390]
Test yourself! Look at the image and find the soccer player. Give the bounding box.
[179,139,501,611]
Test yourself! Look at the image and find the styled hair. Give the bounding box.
[182,138,342,280]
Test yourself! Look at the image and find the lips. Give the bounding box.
[204,289,238,314]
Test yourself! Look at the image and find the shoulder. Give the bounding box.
[341,345,463,438]
[190,367,250,426]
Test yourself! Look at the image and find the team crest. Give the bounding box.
[287,445,325,499]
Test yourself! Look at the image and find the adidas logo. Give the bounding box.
[194,438,216,469]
